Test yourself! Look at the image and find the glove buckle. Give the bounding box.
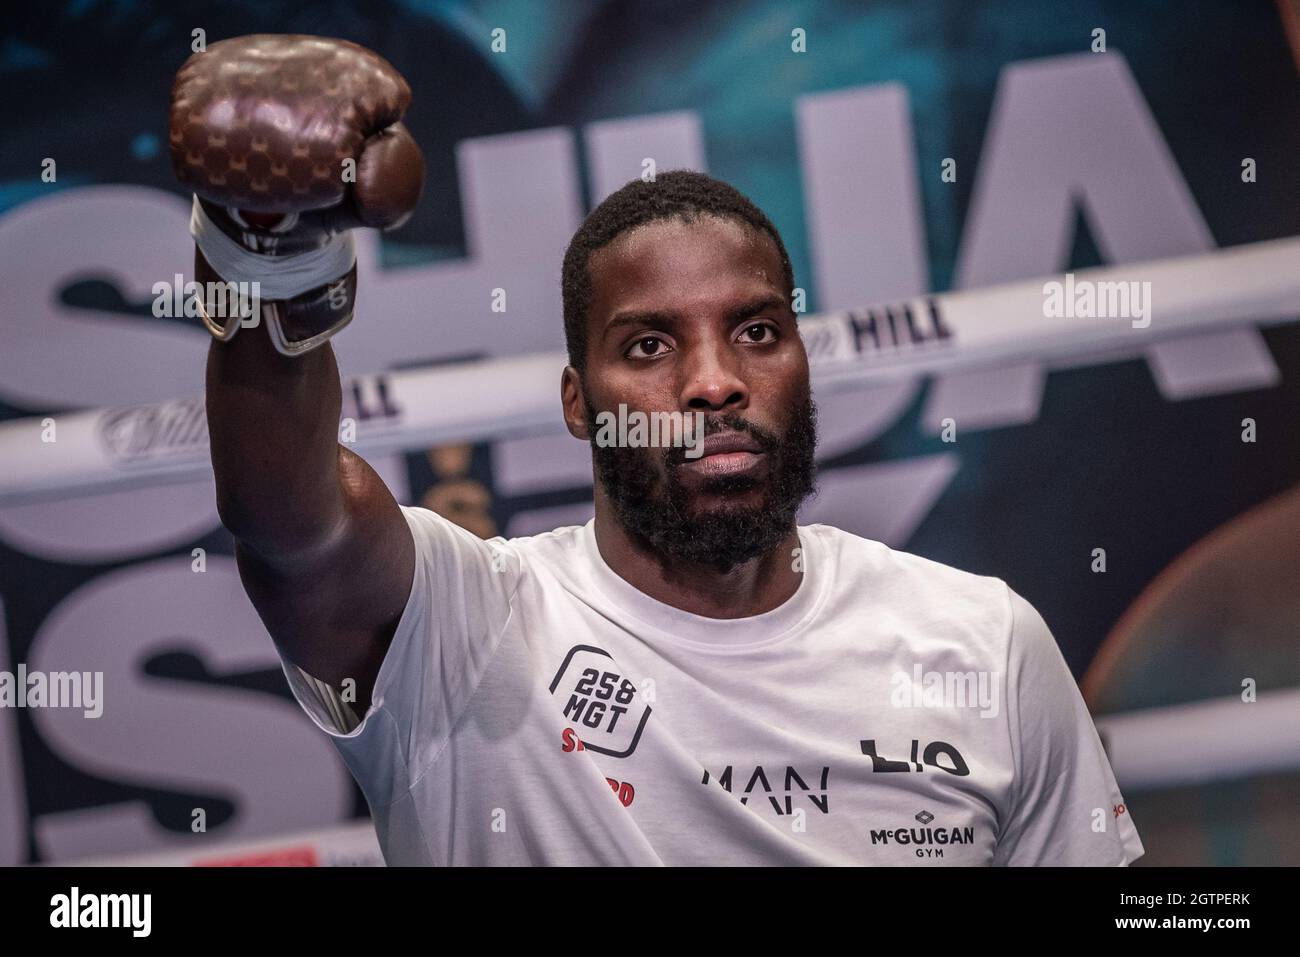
[196,295,354,357]
[193,283,260,342]
[263,300,356,357]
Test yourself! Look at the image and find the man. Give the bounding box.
[173,34,1144,865]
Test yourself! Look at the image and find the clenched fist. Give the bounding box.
[170,35,425,354]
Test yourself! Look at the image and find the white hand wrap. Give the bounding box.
[189,195,357,302]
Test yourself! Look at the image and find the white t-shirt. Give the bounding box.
[278,505,1145,866]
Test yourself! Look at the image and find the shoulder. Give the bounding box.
[397,504,594,575]
[500,519,590,557]
[801,522,1012,620]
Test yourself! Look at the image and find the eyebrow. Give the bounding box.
[603,293,789,340]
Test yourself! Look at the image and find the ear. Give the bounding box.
[561,366,590,440]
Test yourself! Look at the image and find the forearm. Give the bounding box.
[206,315,347,563]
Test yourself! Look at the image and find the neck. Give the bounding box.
[591,487,802,619]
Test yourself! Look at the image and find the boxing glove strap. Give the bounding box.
[189,194,357,302]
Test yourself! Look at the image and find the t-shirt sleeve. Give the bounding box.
[993,585,1145,866]
[276,504,520,807]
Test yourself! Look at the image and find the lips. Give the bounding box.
[679,429,767,481]
[696,431,763,457]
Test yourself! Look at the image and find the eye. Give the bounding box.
[625,335,672,359]
[737,322,777,344]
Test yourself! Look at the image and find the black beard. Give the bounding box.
[586,389,818,573]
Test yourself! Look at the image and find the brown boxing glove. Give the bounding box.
[169,34,424,355]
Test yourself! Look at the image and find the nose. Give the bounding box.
[679,335,748,413]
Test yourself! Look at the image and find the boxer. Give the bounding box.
[173,35,1144,866]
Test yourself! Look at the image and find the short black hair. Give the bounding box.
[561,169,795,376]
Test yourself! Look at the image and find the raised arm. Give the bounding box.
[207,314,412,716]
[171,34,425,713]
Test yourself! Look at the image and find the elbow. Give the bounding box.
[214,491,254,543]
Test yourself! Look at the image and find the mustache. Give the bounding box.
[663,412,782,466]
